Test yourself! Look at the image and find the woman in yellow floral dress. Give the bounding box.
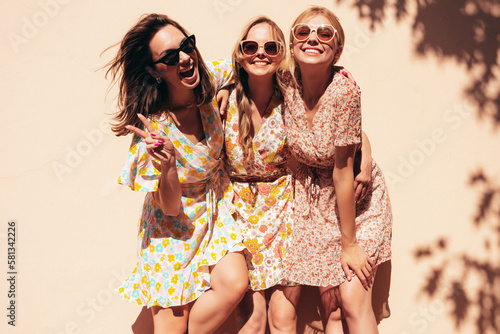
[222,16,298,333]
[106,14,248,334]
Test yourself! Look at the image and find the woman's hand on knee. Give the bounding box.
[341,244,374,290]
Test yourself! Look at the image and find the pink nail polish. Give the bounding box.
[158,140,164,144]
[154,143,159,146]
[151,133,156,137]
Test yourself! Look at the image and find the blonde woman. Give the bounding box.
[281,6,393,334]
[222,16,298,333]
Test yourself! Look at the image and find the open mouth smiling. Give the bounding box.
[179,64,195,78]
[302,48,322,54]
[252,61,270,66]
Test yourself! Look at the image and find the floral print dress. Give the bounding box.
[223,93,293,290]
[281,72,393,287]
[117,60,245,308]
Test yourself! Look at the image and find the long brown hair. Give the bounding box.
[287,6,346,85]
[104,14,214,136]
[231,16,287,164]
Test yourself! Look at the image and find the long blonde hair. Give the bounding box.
[231,16,287,164]
[287,6,346,85]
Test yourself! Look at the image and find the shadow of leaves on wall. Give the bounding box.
[337,0,500,127]
[334,0,500,331]
[413,169,500,333]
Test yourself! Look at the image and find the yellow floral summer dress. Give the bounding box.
[117,60,245,308]
[223,93,293,290]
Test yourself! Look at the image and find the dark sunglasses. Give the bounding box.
[240,40,282,57]
[153,34,196,66]
[291,24,337,43]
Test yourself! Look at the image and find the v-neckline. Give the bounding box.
[303,96,323,132]
[300,74,337,132]
[167,105,211,149]
[252,97,277,142]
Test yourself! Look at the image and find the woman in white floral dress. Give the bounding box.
[106,14,248,334]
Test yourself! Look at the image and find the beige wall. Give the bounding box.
[1,0,499,333]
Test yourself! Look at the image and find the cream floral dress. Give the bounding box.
[223,93,293,290]
[281,72,393,287]
[117,60,245,308]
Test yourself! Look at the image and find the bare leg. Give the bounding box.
[237,290,267,334]
[319,286,345,334]
[151,305,189,334]
[188,252,249,334]
[268,285,301,334]
[338,269,378,334]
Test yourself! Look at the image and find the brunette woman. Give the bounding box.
[106,14,248,334]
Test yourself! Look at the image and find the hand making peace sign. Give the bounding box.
[125,114,176,165]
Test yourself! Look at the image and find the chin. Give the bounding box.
[297,58,331,67]
[181,69,200,89]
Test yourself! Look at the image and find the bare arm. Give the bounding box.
[334,144,374,289]
[126,114,181,216]
[361,131,372,165]
[154,157,181,216]
[354,131,373,202]
[216,87,231,118]
[334,144,357,247]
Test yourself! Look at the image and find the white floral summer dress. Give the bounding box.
[117,60,245,308]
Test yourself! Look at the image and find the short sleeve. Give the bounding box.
[118,133,161,192]
[333,81,362,147]
[206,59,234,90]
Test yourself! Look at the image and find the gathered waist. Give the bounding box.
[180,180,211,189]
[230,171,288,184]
[296,163,332,181]
[230,175,283,183]
[179,168,226,197]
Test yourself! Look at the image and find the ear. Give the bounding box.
[289,42,294,56]
[333,45,344,64]
[146,66,160,81]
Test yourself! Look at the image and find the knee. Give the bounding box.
[243,310,267,333]
[219,270,249,300]
[340,290,371,320]
[339,293,357,319]
[229,271,249,296]
[268,306,297,332]
[326,307,343,323]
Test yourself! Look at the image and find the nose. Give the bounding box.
[307,29,320,43]
[178,50,191,63]
[256,45,266,56]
